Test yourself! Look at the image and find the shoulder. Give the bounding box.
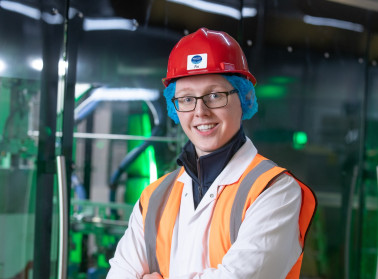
[270,173,302,195]
[251,152,302,199]
[253,172,302,210]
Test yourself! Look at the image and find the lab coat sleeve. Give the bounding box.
[106,201,149,279]
[172,174,303,279]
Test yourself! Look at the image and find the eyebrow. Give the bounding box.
[175,85,229,96]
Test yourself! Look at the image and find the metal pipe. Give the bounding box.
[57,156,68,279]
[28,130,180,142]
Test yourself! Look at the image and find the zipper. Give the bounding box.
[197,158,203,201]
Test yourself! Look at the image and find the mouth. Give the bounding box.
[196,123,217,132]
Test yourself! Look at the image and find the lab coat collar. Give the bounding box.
[177,138,258,189]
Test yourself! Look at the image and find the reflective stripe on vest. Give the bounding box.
[142,154,317,278]
[229,159,278,244]
[144,168,181,274]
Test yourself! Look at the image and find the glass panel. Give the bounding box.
[0,1,41,275]
[0,0,66,278]
[359,51,378,278]
[0,78,37,276]
[243,1,378,278]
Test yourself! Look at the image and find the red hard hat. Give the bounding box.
[162,28,256,87]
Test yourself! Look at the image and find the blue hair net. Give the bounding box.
[163,75,258,124]
[163,81,179,124]
[222,75,258,120]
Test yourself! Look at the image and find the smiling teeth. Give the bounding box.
[197,124,215,131]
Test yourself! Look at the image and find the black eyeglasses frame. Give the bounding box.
[171,89,238,112]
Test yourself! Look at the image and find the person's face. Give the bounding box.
[175,74,242,157]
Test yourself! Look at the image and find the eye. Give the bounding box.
[208,92,222,100]
[179,96,195,104]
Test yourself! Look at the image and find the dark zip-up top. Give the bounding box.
[177,126,247,208]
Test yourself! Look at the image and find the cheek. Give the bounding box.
[232,104,242,117]
[177,112,184,123]
[177,113,190,128]
[230,112,242,127]
[227,103,242,122]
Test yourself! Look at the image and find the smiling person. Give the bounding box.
[107,28,317,279]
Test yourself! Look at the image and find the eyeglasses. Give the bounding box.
[171,89,238,112]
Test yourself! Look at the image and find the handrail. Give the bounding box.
[28,130,180,142]
[56,156,68,279]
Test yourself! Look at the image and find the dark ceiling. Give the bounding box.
[0,0,377,86]
[101,0,378,59]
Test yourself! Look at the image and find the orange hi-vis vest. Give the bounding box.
[140,154,317,278]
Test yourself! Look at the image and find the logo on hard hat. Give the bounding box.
[191,55,202,64]
[187,53,207,70]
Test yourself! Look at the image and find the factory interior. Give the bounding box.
[0,0,378,278]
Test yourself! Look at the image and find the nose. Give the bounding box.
[194,98,210,116]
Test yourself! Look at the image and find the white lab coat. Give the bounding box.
[107,138,302,279]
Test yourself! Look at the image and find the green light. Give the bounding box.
[293,131,308,149]
[69,233,82,263]
[141,113,157,183]
[256,85,286,98]
[125,106,157,204]
[148,146,157,183]
[269,76,296,84]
